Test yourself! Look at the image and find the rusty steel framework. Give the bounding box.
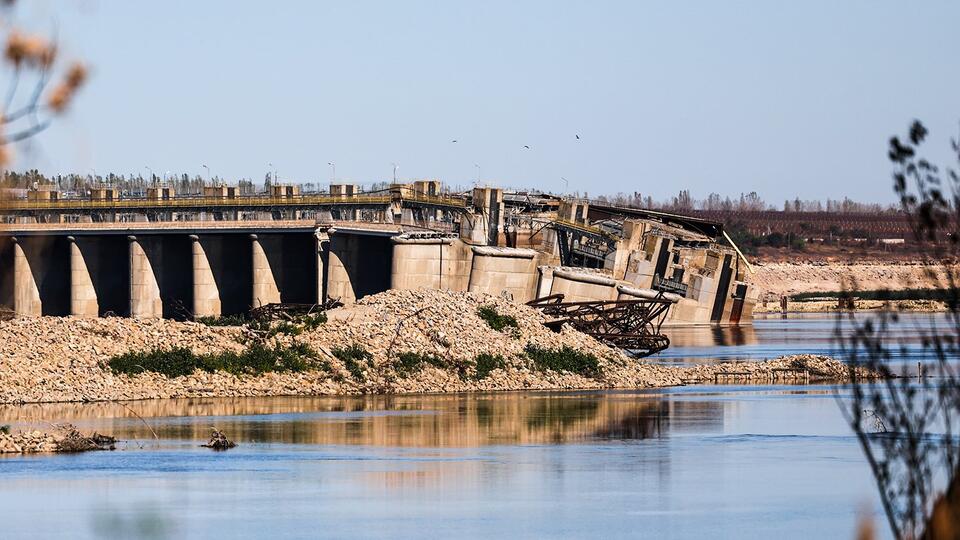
[526,294,672,357]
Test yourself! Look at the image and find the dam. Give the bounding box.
[0,182,758,325]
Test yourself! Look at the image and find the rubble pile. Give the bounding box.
[0,290,866,404]
[0,424,115,454]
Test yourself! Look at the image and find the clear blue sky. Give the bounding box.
[12,1,960,203]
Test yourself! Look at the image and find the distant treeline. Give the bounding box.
[0,169,402,196]
[790,289,955,302]
[593,189,897,214]
[0,169,265,195]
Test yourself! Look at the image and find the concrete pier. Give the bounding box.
[326,229,393,303]
[128,236,163,318]
[315,231,329,303]
[251,234,281,308]
[68,236,98,317]
[191,235,221,318]
[12,238,41,317]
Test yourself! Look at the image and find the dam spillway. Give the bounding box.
[0,185,759,325]
[0,221,547,320]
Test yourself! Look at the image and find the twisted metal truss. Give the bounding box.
[526,294,672,357]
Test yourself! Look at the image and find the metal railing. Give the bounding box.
[652,273,689,297]
[0,192,471,212]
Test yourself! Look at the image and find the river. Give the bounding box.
[0,312,915,539]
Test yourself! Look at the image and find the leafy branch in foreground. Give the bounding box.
[839,120,960,539]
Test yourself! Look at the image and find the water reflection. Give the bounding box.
[665,324,758,348]
[0,387,885,540]
[658,312,954,366]
[0,392,725,447]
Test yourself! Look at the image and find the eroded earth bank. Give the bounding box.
[0,289,853,405]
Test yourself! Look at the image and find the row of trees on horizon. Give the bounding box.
[593,189,897,214]
[0,169,897,214]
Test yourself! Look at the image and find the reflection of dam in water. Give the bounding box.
[0,392,725,447]
[663,324,758,348]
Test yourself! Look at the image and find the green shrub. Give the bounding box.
[395,352,446,376]
[268,312,327,337]
[332,344,373,381]
[524,344,600,378]
[270,321,303,337]
[0,425,9,435]
[108,347,200,377]
[195,314,248,326]
[477,305,518,332]
[107,343,320,378]
[198,311,327,335]
[474,354,505,380]
[300,312,327,330]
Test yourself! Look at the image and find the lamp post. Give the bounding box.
[392,163,399,183]
[327,162,335,183]
[202,164,210,189]
[474,164,481,185]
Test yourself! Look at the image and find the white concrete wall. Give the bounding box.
[467,246,539,302]
[391,238,472,292]
[548,268,618,302]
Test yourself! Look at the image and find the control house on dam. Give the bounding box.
[0,181,758,325]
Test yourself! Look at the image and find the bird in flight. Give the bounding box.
[451,139,457,143]
[523,145,530,149]
[575,134,580,140]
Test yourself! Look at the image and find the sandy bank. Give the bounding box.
[752,261,948,297]
[753,299,946,314]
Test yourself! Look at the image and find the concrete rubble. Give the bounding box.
[0,289,860,405]
[0,424,114,454]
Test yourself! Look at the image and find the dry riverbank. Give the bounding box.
[753,299,946,313]
[752,261,948,297]
[0,289,857,405]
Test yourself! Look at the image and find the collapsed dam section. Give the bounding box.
[0,183,758,325]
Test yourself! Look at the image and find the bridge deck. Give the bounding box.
[0,193,468,214]
[0,220,406,236]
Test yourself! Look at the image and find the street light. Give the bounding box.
[474,164,481,184]
[391,163,399,183]
[327,162,335,183]
[202,164,210,188]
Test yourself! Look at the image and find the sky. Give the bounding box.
[9,1,960,203]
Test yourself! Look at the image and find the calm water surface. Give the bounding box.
[0,314,902,539]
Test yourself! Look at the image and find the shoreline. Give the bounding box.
[753,299,948,314]
[0,290,859,406]
[0,354,849,406]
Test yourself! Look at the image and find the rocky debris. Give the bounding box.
[54,424,116,452]
[0,424,115,453]
[753,261,950,297]
[0,290,875,405]
[669,353,875,383]
[201,428,236,450]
